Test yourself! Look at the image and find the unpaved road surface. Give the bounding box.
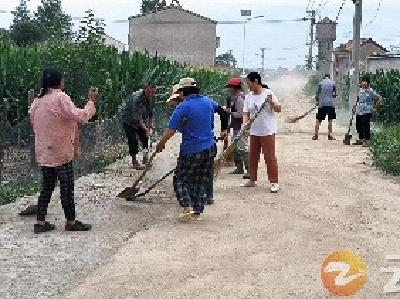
[2,75,400,299]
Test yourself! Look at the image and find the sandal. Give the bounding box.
[34,221,55,234]
[178,210,194,222]
[328,135,336,141]
[189,214,203,222]
[312,135,318,140]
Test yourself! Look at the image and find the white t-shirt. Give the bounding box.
[243,89,280,136]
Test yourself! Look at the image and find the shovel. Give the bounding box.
[126,167,176,200]
[343,111,356,145]
[117,150,158,199]
[343,97,359,145]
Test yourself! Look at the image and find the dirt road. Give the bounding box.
[65,75,400,298]
[2,75,400,298]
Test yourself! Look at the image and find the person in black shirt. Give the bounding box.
[122,83,156,169]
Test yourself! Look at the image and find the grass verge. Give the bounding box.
[371,125,400,176]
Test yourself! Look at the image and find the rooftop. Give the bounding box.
[128,5,217,24]
[333,38,388,52]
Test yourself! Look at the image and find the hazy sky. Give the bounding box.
[1,0,399,69]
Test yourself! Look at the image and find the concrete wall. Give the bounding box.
[367,57,400,73]
[359,43,386,71]
[332,51,351,82]
[129,9,216,66]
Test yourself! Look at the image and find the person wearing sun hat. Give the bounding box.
[156,77,229,220]
[166,84,183,108]
[225,77,249,178]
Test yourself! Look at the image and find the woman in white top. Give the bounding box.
[241,72,281,193]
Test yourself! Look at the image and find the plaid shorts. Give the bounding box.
[174,146,216,214]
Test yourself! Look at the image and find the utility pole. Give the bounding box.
[260,47,267,77]
[228,49,233,68]
[304,9,316,70]
[350,0,362,110]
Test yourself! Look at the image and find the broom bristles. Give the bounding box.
[214,144,235,178]
[286,116,303,123]
[286,106,317,124]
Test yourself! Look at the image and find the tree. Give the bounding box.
[0,29,11,44]
[141,0,167,14]
[10,22,44,45]
[216,52,237,68]
[76,10,105,44]
[34,0,72,41]
[11,0,31,24]
[10,0,43,45]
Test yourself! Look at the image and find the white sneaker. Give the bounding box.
[270,183,280,193]
[240,181,257,188]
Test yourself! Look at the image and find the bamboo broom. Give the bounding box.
[214,100,269,178]
[286,106,317,123]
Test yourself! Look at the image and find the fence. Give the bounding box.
[0,89,173,205]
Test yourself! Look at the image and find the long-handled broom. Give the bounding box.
[214,100,269,177]
[286,105,317,123]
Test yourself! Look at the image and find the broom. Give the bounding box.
[286,105,317,123]
[214,100,269,178]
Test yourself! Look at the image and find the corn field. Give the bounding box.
[0,41,231,204]
[0,41,231,126]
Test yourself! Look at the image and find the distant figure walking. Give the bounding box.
[313,74,337,141]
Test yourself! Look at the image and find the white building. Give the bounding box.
[103,34,126,53]
[367,54,400,73]
[128,6,219,66]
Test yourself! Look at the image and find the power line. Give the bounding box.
[363,0,383,29]
[310,0,317,10]
[306,0,313,11]
[334,0,347,23]
[341,0,384,40]
[316,0,330,15]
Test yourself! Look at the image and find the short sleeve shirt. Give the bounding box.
[168,95,218,155]
[122,92,154,127]
[357,88,380,115]
[243,89,280,136]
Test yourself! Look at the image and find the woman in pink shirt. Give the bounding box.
[29,67,99,234]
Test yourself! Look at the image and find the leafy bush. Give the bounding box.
[368,70,400,124]
[371,125,400,176]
